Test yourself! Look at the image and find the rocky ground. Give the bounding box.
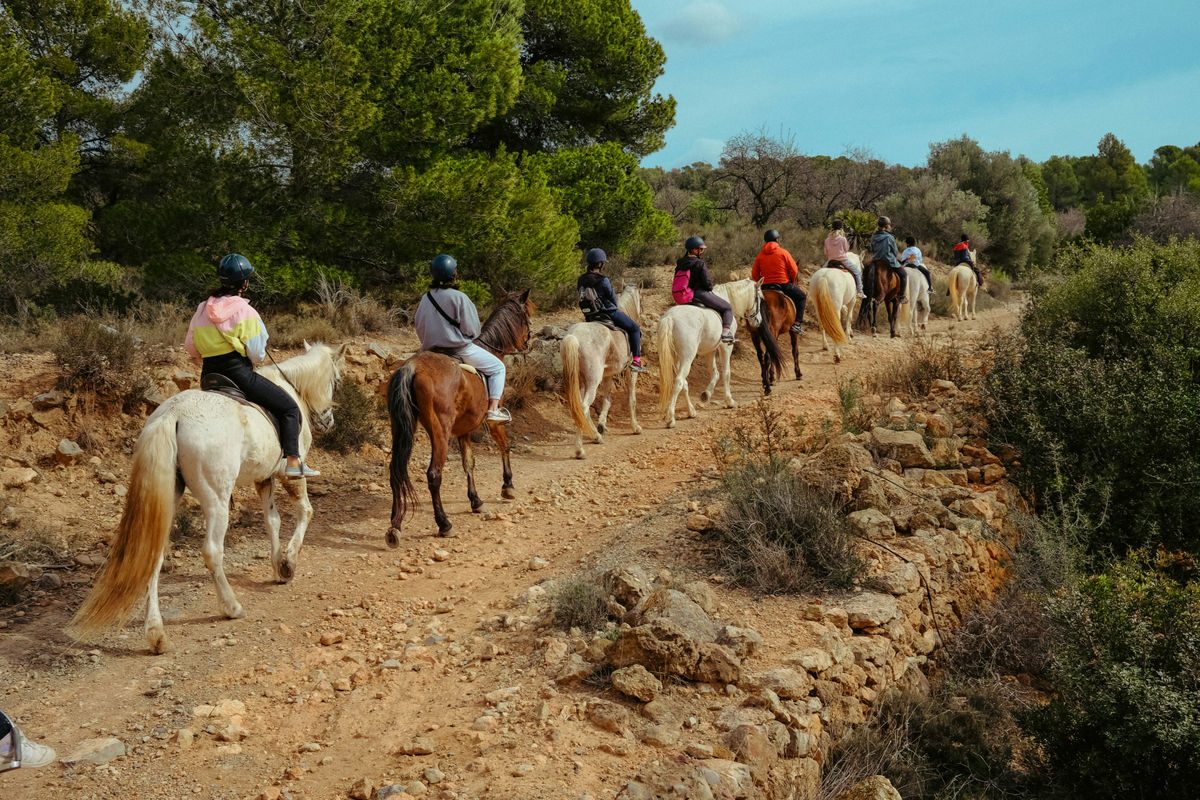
[0,264,1019,799]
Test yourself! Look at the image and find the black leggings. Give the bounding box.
[691,290,734,328]
[202,352,301,458]
[763,283,807,322]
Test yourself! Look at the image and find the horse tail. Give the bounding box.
[70,412,179,640]
[758,304,784,374]
[815,275,849,345]
[899,272,912,322]
[387,361,419,529]
[561,334,598,440]
[657,314,678,418]
[949,268,963,314]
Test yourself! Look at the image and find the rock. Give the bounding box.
[716,625,763,659]
[726,725,776,781]
[1,467,39,489]
[925,413,953,437]
[349,777,376,800]
[484,685,520,705]
[874,561,922,596]
[470,715,499,732]
[605,565,653,609]
[555,653,595,684]
[172,371,197,391]
[635,588,718,641]
[32,390,67,410]
[843,593,902,630]
[56,439,85,465]
[611,664,662,702]
[784,648,834,674]
[641,724,679,748]
[587,699,630,735]
[694,642,742,684]
[759,668,811,700]
[0,562,35,595]
[320,631,344,646]
[929,437,963,467]
[511,763,535,777]
[791,441,874,500]
[608,619,700,679]
[396,736,435,755]
[846,508,896,540]
[833,775,902,800]
[982,463,1006,484]
[376,787,412,800]
[716,706,773,731]
[680,581,717,614]
[685,512,713,532]
[870,427,935,469]
[540,324,567,339]
[62,736,126,765]
[528,556,548,570]
[697,759,754,796]
[367,341,392,360]
[931,379,957,392]
[422,767,444,784]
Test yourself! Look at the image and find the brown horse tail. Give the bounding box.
[756,302,784,375]
[561,334,599,440]
[70,413,179,640]
[387,361,419,529]
[657,314,678,418]
[815,275,848,345]
[949,268,963,314]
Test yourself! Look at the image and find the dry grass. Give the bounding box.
[268,312,341,348]
[868,337,979,400]
[53,317,154,406]
[550,576,610,633]
[504,355,559,410]
[315,275,400,336]
[315,380,384,453]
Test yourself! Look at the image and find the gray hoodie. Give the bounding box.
[413,287,481,349]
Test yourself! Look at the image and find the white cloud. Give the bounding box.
[662,0,742,44]
[672,137,726,168]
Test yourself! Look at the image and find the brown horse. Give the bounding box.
[748,289,800,396]
[385,290,533,542]
[858,259,906,338]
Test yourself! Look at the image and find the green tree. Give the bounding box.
[474,0,675,158]
[1075,132,1149,206]
[877,172,988,260]
[1042,156,1081,211]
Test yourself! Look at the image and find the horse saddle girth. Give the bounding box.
[427,347,481,377]
[199,374,281,437]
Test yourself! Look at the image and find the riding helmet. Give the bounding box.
[684,235,706,252]
[430,254,458,282]
[217,253,254,283]
[877,216,891,228]
[764,229,780,243]
[586,248,607,266]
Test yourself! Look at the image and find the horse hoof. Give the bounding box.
[147,629,170,655]
[700,391,710,403]
[632,425,643,435]
[502,486,516,500]
[764,387,772,396]
[226,604,245,620]
[575,448,585,459]
[437,526,456,538]
[385,528,401,549]
[666,420,676,429]
[597,423,606,435]
[834,354,841,364]
[277,560,294,582]
[472,504,483,514]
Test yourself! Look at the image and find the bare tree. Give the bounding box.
[717,129,808,228]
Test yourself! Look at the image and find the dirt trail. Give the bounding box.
[1,288,1016,800]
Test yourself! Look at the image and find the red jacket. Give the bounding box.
[751,241,799,285]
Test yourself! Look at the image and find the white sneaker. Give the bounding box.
[486,407,512,423]
[5,727,56,770]
[284,462,321,479]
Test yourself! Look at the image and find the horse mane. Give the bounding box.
[617,284,641,323]
[477,291,533,355]
[714,278,757,314]
[258,343,341,404]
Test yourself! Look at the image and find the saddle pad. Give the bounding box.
[459,363,479,376]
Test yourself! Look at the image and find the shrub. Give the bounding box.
[315,274,400,336]
[503,355,559,410]
[316,380,383,454]
[550,577,609,632]
[712,458,866,594]
[1028,549,1200,798]
[53,316,150,403]
[267,312,340,349]
[837,377,875,434]
[869,337,978,400]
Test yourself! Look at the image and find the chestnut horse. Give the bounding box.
[859,259,906,338]
[386,290,533,541]
[748,289,798,396]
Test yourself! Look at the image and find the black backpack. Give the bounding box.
[579,283,602,317]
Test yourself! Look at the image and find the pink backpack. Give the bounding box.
[671,267,694,304]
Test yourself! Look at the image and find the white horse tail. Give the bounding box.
[561,334,598,441]
[949,268,964,317]
[814,276,848,346]
[70,412,179,640]
[657,314,678,418]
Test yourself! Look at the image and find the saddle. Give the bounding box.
[584,312,621,333]
[428,347,481,377]
[200,374,280,437]
[825,260,851,273]
[687,300,723,319]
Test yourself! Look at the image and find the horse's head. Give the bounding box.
[297,340,348,432]
[481,289,534,355]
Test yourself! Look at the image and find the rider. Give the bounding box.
[751,229,806,335]
[899,236,933,293]
[414,254,511,423]
[675,236,735,344]
[185,254,319,479]
[1,709,55,771]
[823,219,866,299]
[577,248,646,372]
[869,216,907,304]
[953,234,984,289]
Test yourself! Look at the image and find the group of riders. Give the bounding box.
[185,222,983,474]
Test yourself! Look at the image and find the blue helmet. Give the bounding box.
[217,253,254,283]
[685,235,706,252]
[586,248,607,265]
[430,254,458,282]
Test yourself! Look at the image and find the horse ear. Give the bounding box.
[519,289,530,303]
[755,277,764,287]
[303,340,312,352]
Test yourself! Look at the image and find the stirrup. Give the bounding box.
[789,323,804,334]
[285,462,320,479]
[486,407,512,423]
[720,331,735,344]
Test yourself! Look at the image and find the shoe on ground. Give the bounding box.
[15,730,56,769]
[629,361,647,373]
[284,462,321,480]
[486,407,512,423]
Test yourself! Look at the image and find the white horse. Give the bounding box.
[658,277,763,428]
[70,342,347,654]
[561,284,644,459]
[948,250,980,321]
[809,258,861,363]
[900,267,931,335]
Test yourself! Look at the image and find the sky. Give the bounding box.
[632,0,1200,170]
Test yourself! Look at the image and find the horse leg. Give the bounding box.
[487,420,516,499]
[720,343,736,408]
[790,330,802,380]
[427,421,453,535]
[144,483,184,654]
[628,370,642,435]
[889,298,900,338]
[751,331,770,396]
[596,376,614,435]
[701,350,720,404]
[458,434,484,513]
[195,482,244,620]
[583,371,603,443]
[256,479,284,582]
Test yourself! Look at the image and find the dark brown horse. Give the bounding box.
[386,290,533,542]
[857,259,905,338]
[749,289,800,396]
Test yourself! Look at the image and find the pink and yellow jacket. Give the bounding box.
[184,295,269,364]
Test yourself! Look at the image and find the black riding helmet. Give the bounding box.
[764,229,780,243]
[586,248,607,267]
[218,253,254,284]
[684,235,706,252]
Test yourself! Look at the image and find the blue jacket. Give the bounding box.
[870,230,900,268]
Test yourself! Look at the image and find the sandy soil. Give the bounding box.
[0,270,1017,800]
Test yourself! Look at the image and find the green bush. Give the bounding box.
[1028,550,1200,798]
[52,317,150,402]
[985,238,1200,555]
[316,380,383,454]
[712,458,865,594]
